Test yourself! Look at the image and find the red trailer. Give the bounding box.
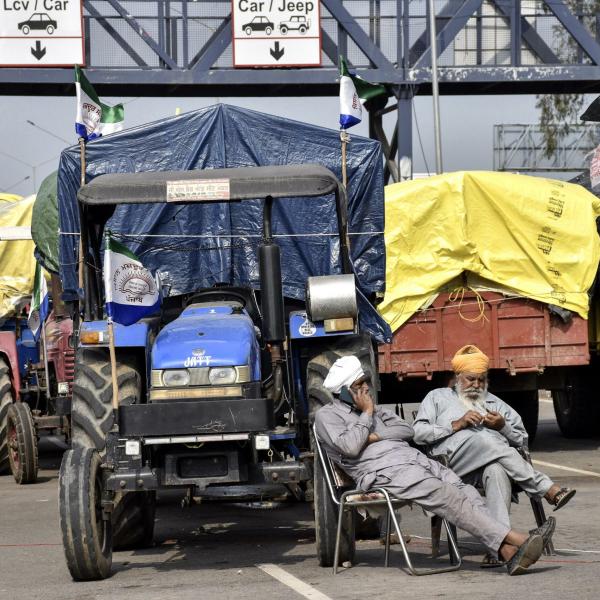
[378,290,591,442]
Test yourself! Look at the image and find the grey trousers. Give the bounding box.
[450,434,554,500]
[373,452,510,553]
[463,463,512,530]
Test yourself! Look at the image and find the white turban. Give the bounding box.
[323,356,365,394]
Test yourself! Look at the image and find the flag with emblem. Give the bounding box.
[75,66,124,141]
[28,263,49,341]
[339,56,387,129]
[104,234,160,326]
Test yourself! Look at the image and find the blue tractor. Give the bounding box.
[59,164,380,580]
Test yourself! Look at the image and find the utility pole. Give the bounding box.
[428,0,443,174]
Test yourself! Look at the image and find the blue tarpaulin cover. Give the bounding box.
[57,104,390,341]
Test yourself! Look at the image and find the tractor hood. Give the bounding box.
[151,304,259,377]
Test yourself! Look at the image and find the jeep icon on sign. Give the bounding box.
[18,13,58,35]
[242,16,275,35]
[279,15,310,34]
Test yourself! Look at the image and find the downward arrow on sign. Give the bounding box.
[270,41,284,61]
[31,41,46,61]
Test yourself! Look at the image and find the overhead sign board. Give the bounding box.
[231,0,321,68]
[0,0,84,66]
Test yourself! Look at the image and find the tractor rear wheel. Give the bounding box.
[307,334,378,567]
[7,402,38,484]
[71,348,140,453]
[59,447,112,581]
[113,491,156,550]
[0,357,14,474]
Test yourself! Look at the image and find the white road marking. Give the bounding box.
[539,399,553,404]
[257,563,333,600]
[532,459,600,478]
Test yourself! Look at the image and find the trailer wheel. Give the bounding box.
[71,348,140,453]
[552,384,599,438]
[7,402,38,484]
[307,334,377,567]
[59,447,112,581]
[0,357,13,474]
[503,391,538,446]
[113,491,156,550]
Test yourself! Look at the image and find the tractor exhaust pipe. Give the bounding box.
[260,196,285,404]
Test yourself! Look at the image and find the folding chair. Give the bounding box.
[312,424,462,576]
[409,410,555,557]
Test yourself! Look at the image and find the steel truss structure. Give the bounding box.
[494,123,600,172]
[3,0,600,181]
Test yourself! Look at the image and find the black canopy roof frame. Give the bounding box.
[77,164,352,320]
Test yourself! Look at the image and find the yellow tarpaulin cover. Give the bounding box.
[379,171,600,332]
[0,194,36,319]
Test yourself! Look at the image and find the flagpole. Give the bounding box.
[78,137,86,291]
[340,129,350,189]
[107,316,120,416]
[41,320,51,402]
[104,230,120,422]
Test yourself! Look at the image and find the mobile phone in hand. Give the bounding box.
[339,385,354,407]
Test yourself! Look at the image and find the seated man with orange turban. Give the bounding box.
[413,344,576,567]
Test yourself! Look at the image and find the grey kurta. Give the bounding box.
[413,387,553,499]
[315,399,510,552]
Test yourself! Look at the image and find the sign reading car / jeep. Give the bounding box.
[0,0,84,66]
[231,0,320,68]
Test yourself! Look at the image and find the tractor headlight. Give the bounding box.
[208,367,237,385]
[162,369,190,387]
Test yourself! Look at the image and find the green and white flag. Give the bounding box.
[28,263,49,342]
[75,66,124,140]
[104,235,160,326]
[339,56,387,129]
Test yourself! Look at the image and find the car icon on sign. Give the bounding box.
[18,13,58,35]
[279,15,310,34]
[242,16,275,36]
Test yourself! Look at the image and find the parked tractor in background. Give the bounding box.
[0,274,74,483]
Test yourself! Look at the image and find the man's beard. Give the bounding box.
[456,379,488,409]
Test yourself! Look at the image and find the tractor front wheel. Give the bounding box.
[7,402,38,484]
[59,447,113,581]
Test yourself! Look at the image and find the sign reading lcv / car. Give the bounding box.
[231,0,321,68]
[0,0,84,66]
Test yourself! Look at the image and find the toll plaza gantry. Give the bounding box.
[2,0,600,181]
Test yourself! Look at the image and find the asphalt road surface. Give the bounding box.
[1,399,599,600]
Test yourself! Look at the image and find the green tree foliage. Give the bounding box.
[536,0,600,158]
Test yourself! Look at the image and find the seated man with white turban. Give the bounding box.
[413,344,575,567]
[315,355,551,576]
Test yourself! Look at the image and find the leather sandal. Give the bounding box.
[529,516,556,547]
[480,552,506,568]
[552,488,576,511]
[506,534,543,576]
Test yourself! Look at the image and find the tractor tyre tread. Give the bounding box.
[7,402,38,484]
[59,447,112,581]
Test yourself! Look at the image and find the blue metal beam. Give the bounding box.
[414,0,485,69]
[321,0,396,74]
[83,1,147,68]
[103,0,178,70]
[492,0,559,64]
[543,0,600,64]
[189,15,231,73]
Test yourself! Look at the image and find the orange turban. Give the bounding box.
[451,345,489,374]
